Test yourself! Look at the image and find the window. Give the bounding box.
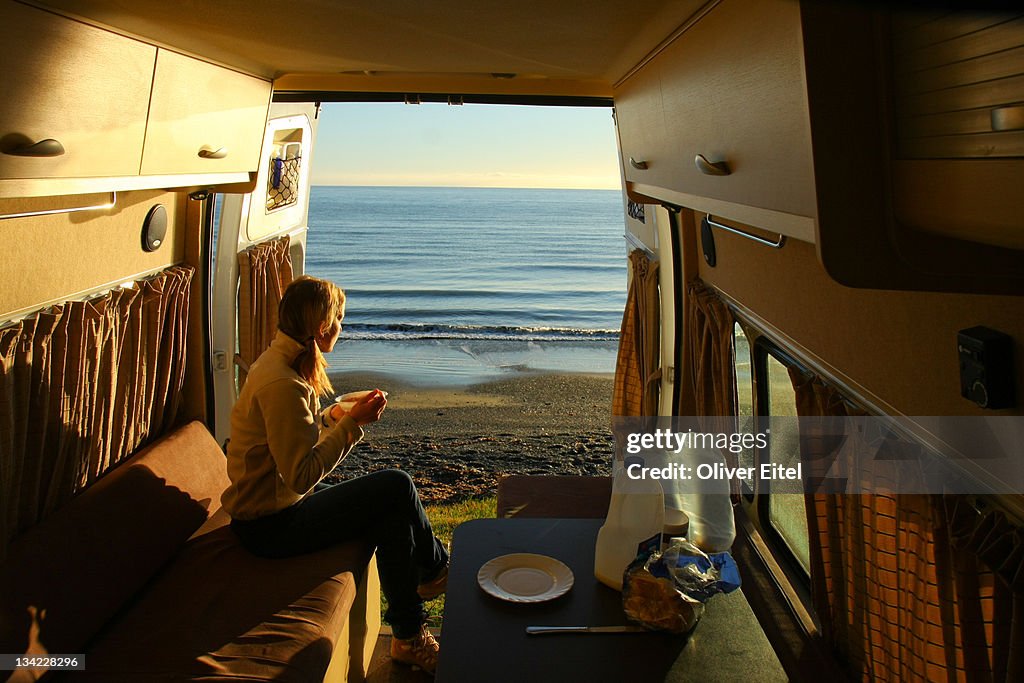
[734,323,755,497]
[763,352,810,574]
[735,327,812,579]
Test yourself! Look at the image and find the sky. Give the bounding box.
[310,102,621,190]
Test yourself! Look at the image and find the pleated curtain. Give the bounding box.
[940,497,1023,682]
[0,265,193,559]
[236,235,293,387]
[790,369,1024,682]
[680,281,739,492]
[612,249,661,417]
[681,280,737,421]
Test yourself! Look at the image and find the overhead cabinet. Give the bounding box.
[801,3,1024,294]
[142,50,271,176]
[0,2,154,180]
[616,61,670,192]
[615,0,816,243]
[616,0,1024,294]
[0,1,271,195]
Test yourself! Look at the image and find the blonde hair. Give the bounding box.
[278,275,345,398]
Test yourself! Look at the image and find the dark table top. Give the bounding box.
[436,518,689,683]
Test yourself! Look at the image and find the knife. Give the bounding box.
[526,625,647,635]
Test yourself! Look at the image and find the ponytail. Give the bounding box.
[278,276,345,398]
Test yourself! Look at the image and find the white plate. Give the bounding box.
[477,553,574,603]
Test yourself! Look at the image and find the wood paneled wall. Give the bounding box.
[691,212,1023,417]
[0,190,185,319]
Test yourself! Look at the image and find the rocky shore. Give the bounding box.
[322,372,615,504]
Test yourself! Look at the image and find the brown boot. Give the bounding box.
[390,625,440,674]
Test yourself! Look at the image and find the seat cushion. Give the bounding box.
[497,475,613,519]
[78,509,373,682]
[0,422,229,658]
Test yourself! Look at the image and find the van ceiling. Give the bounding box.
[32,0,708,91]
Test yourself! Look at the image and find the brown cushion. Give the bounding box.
[0,422,228,658]
[79,508,372,682]
[496,475,613,519]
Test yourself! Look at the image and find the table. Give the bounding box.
[436,518,786,682]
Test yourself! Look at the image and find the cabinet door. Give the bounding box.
[616,0,816,228]
[803,2,1024,293]
[0,3,154,180]
[658,0,815,219]
[616,60,669,189]
[141,50,271,175]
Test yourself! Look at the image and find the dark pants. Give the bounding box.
[230,469,448,638]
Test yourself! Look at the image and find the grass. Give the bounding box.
[425,495,498,547]
[382,495,497,628]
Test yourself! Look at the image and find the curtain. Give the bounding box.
[679,281,738,492]
[237,235,293,387]
[612,249,660,418]
[790,369,1024,682]
[938,497,1023,682]
[681,281,736,422]
[0,266,192,560]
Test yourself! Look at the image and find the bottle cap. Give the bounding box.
[663,507,690,537]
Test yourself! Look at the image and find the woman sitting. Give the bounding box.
[222,275,449,674]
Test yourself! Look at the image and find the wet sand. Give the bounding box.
[322,371,615,504]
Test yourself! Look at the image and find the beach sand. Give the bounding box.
[322,371,615,504]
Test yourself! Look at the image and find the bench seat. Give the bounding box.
[1,422,380,683]
[78,509,378,681]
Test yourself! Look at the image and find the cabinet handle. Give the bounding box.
[695,154,731,176]
[991,106,1024,132]
[629,157,649,170]
[198,146,228,159]
[3,138,66,158]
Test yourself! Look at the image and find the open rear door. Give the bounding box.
[210,101,319,444]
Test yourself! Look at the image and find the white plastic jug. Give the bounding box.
[686,491,736,552]
[594,456,665,591]
[662,447,736,552]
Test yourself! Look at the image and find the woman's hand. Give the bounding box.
[330,397,357,422]
[345,389,388,426]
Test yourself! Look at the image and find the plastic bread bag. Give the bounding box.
[622,557,705,634]
[621,539,740,634]
[656,538,741,602]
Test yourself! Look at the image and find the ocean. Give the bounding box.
[304,186,627,385]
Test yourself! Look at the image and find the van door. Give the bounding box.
[210,101,319,444]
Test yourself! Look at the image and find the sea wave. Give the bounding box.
[341,323,619,341]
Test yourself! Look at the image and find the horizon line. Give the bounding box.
[311,183,621,191]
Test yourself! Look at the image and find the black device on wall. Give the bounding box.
[142,204,167,252]
[958,326,1015,410]
[700,215,716,267]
